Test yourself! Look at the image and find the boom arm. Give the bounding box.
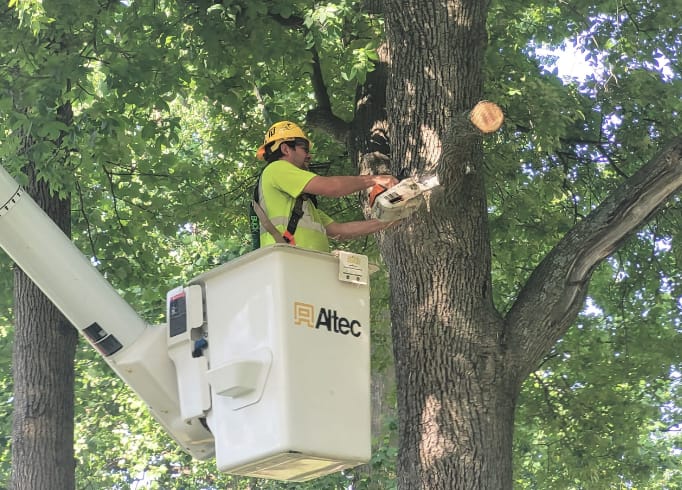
[0,165,214,459]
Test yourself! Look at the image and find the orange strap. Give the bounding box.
[251,200,290,245]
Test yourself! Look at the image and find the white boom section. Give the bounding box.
[0,172,143,349]
[0,165,214,459]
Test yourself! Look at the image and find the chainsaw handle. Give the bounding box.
[369,184,388,207]
[369,172,407,207]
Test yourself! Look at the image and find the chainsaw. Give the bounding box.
[369,173,440,222]
[367,101,504,222]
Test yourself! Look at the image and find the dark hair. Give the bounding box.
[264,140,298,163]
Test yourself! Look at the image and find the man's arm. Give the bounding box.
[325,219,396,241]
[304,174,398,198]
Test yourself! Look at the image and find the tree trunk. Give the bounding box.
[378,1,520,488]
[309,0,682,486]
[362,1,682,488]
[11,166,78,490]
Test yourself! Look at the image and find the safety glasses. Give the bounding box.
[293,138,310,154]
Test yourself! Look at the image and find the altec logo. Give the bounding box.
[293,302,362,338]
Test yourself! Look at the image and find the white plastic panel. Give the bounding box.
[112,325,215,459]
[193,245,371,482]
[167,285,211,422]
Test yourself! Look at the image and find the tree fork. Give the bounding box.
[507,135,682,378]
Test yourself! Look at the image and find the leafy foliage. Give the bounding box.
[0,0,681,488]
[486,0,682,487]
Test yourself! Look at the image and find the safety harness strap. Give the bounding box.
[251,200,287,244]
[249,168,318,249]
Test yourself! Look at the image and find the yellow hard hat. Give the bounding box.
[256,121,311,160]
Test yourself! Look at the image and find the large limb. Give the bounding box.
[306,45,351,144]
[505,136,682,378]
[266,12,350,143]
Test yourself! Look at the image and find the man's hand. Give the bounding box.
[373,175,399,189]
[368,175,400,208]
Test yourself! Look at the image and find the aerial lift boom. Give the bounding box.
[0,164,214,457]
[0,163,372,482]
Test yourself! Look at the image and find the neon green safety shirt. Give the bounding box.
[257,160,334,252]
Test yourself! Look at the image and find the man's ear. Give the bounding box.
[280,143,294,160]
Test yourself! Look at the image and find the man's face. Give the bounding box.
[281,140,311,169]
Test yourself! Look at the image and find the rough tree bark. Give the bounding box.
[11,173,77,490]
[11,105,78,490]
[378,1,514,488]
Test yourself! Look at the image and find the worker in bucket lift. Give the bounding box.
[250,120,399,253]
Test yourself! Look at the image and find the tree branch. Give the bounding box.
[362,0,384,14]
[268,13,305,29]
[305,45,351,143]
[266,11,351,143]
[310,46,331,112]
[506,135,682,377]
[306,107,351,144]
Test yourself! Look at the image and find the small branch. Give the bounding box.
[253,85,271,126]
[265,9,350,143]
[75,181,101,265]
[305,42,351,142]
[310,45,331,112]
[268,13,305,28]
[101,163,128,233]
